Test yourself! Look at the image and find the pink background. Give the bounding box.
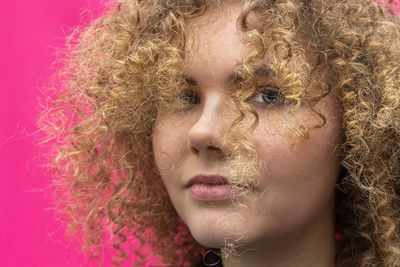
[0,1,105,266]
[0,1,399,267]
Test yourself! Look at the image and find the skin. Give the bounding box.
[152,2,342,266]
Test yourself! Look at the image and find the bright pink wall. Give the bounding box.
[0,1,105,266]
[0,1,399,267]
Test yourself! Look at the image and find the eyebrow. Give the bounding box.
[182,75,198,86]
[181,63,276,87]
[228,63,276,84]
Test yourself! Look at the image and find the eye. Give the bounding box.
[179,90,200,105]
[253,86,283,105]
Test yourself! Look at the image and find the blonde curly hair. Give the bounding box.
[39,0,400,266]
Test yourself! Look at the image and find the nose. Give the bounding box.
[187,93,228,159]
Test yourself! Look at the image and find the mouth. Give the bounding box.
[185,175,229,188]
[186,175,245,201]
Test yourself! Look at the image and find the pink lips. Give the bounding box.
[186,175,244,201]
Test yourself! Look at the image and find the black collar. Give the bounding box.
[196,249,223,267]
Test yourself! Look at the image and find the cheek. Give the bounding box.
[250,107,341,219]
[248,137,339,235]
[152,118,188,178]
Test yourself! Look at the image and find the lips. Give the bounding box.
[185,174,245,201]
[185,175,229,188]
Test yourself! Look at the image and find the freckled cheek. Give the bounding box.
[250,126,337,187]
[153,120,189,176]
[251,136,337,222]
[251,135,293,188]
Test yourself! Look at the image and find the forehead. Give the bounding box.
[183,2,316,86]
[184,2,247,70]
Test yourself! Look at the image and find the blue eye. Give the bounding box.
[179,90,200,104]
[253,86,283,105]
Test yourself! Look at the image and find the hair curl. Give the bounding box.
[39,0,400,266]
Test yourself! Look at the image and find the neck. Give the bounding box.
[220,208,336,267]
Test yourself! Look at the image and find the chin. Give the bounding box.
[186,217,247,248]
[190,228,228,248]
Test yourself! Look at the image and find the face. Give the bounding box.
[152,2,342,251]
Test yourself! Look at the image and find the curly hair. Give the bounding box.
[39,0,400,266]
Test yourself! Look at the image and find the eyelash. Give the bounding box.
[178,86,283,106]
[252,86,284,106]
[179,90,200,105]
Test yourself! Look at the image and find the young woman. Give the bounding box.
[41,0,400,266]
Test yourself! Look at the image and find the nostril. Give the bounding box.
[207,146,222,153]
[190,146,200,154]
